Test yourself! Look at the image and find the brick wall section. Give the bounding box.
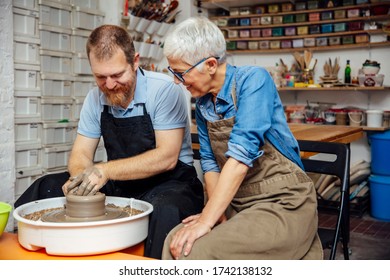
[0,0,16,231]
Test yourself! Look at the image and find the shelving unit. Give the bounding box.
[208,1,390,18]
[220,15,390,31]
[202,0,286,9]
[224,41,390,53]
[280,86,390,131]
[203,0,390,53]
[361,126,390,131]
[12,0,105,204]
[278,86,390,91]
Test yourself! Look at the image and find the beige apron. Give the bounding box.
[162,85,323,260]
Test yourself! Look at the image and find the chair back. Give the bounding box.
[298,140,350,193]
[298,140,351,260]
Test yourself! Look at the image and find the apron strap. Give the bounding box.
[231,77,237,111]
[141,103,148,115]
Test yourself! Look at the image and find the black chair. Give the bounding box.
[191,133,201,160]
[298,140,351,260]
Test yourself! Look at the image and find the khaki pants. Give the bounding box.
[162,149,323,260]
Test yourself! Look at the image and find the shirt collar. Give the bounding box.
[133,67,147,105]
[198,64,235,106]
[215,64,235,104]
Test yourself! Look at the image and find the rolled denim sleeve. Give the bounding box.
[225,67,277,167]
[226,142,263,167]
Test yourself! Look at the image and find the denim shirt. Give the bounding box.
[195,64,303,173]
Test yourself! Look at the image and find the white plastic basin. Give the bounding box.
[13,196,153,256]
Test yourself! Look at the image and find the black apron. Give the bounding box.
[100,104,204,258]
[15,104,204,259]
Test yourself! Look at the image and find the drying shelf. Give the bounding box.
[279,86,390,91]
[226,41,390,53]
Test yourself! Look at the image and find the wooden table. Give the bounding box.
[191,123,363,158]
[287,123,363,144]
[191,123,363,145]
[0,232,150,260]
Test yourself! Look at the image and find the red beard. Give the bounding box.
[101,83,132,108]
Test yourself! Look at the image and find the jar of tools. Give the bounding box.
[302,68,314,85]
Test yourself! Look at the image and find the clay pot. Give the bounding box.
[65,192,106,219]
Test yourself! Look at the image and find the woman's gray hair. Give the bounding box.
[163,16,226,65]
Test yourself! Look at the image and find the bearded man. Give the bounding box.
[14,25,204,259]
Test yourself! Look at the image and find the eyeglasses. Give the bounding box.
[167,56,220,83]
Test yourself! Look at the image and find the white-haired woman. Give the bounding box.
[162,16,323,260]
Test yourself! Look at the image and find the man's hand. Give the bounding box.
[62,165,108,196]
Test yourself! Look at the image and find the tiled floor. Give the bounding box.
[319,211,390,239]
[318,210,390,260]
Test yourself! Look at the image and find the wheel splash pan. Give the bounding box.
[13,196,153,256]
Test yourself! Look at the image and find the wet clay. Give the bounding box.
[40,192,129,223]
[66,192,108,218]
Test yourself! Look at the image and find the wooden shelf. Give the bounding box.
[362,126,390,131]
[226,41,390,53]
[286,123,390,132]
[278,86,390,91]
[226,29,388,42]
[202,0,285,9]
[282,87,390,132]
[220,15,390,31]
[205,0,390,53]
[207,1,390,16]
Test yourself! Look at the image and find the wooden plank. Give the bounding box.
[225,41,390,54]
[288,124,363,143]
[279,86,390,91]
[192,123,364,146]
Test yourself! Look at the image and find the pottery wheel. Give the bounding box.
[41,192,129,223]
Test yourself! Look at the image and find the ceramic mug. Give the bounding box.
[324,110,336,124]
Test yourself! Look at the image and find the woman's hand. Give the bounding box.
[168,212,226,259]
[182,213,227,226]
[170,215,212,259]
[62,164,108,196]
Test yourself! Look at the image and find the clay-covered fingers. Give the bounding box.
[75,180,93,196]
[62,175,83,194]
[63,166,106,196]
[86,186,99,196]
[83,182,99,196]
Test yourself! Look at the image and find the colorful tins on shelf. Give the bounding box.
[219,0,389,51]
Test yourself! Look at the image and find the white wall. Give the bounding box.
[98,0,122,25]
[0,0,15,232]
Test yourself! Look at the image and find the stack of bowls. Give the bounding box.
[362,60,380,75]
[359,60,384,87]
